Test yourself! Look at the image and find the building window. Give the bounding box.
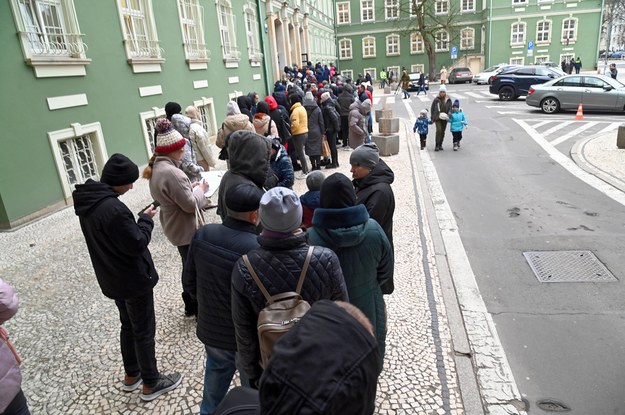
[411,0,423,16]
[462,0,475,12]
[177,0,210,65]
[337,2,350,24]
[244,4,262,64]
[364,68,377,81]
[435,0,449,15]
[341,69,354,80]
[387,65,400,81]
[510,57,524,65]
[560,53,574,65]
[562,18,577,45]
[534,55,549,64]
[10,0,90,77]
[48,122,108,199]
[193,97,217,139]
[217,0,240,66]
[361,0,374,22]
[362,36,376,58]
[460,27,474,50]
[117,0,164,72]
[411,64,425,73]
[339,38,352,60]
[386,34,400,56]
[512,0,527,4]
[410,32,424,54]
[435,30,449,52]
[385,0,399,20]
[510,22,525,45]
[536,20,551,44]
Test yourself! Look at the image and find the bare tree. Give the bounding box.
[603,0,625,57]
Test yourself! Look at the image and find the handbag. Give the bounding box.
[321,134,331,158]
[195,203,205,229]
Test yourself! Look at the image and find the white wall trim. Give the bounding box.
[194,80,209,89]
[138,85,163,97]
[47,94,88,111]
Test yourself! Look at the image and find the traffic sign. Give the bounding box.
[451,46,458,59]
[527,40,534,56]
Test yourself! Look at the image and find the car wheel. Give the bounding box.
[540,97,560,114]
[498,87,515,101]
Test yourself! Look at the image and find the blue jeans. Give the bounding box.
[201,345,249,415]
[417,85,426,95]
[402,88,410,98]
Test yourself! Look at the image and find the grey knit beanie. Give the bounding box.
[306,170,325,191]
[259,187,303,233]
[350,143,380,170]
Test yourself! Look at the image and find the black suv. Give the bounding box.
[489,66,565,100]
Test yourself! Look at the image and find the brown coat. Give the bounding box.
[216,114,254,148]
[149,156,206,246]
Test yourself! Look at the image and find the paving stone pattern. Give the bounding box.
[0,132,464,413]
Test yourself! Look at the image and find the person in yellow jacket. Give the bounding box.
[289,94,309,179]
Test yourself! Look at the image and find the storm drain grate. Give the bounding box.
[523,250,617,283]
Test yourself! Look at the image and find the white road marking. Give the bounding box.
[532,120,551,128]
[417,95,431,102]
[549,122,599,146]
[464,92,483,98]
[541,120,574,137]
[516,119,625,206]
[598,122,622,134]
[373,97,381,106]
[486,105,529,109]
[387,96,396,104]
[497,111,529,115]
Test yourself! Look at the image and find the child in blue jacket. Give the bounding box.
[413,109,433,150]
[449,99,468,151]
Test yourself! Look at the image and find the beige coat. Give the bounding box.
[149,156,206,246]
[216,114,254,148]
[189,119,216,168]
[252,114,278,137]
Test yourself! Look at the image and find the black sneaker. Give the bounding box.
[122,374,142,392]
[434,147,440,152]
[140,373,183,402]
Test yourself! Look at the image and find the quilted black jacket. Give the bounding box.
[231,231,348,381]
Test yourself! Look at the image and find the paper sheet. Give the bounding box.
[200,170,225,198]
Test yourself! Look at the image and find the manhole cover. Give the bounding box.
[523,250,617,283]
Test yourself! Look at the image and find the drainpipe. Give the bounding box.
[257,0,271,95]
[332,0,339,71]
[488,0,492,66]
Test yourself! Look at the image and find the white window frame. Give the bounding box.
[177,0,210,69]
[364,68,377,81]
[536,19,551,44]
[339,38,352,60]
[192,97,218,140]
[243,3,263,65]
[410,32,424,54]
[360,0,375,23]
[435,0,449,15]
[387,65,400,81]
[462,0,475,12]
[217,0,240,67]
[435,30,449,52]
[9,0,91,78]
[562,18,577,45]
[361,0,374,22]
[510,57,524,65]
[559,53,574,65]
[534,55,549,64]
[48,122,108,199]
[510,22,525,46]
[362,36,376,58]
[512,0,527,4]
[117,0,164,73]
[411,64,425,73]
[139,107,166,156]
[460,27,475,50]
[337,2,350,24]
[385,0,399,20]
[340,69,354,80]
[410,0,423,17]
[386,34,400,56]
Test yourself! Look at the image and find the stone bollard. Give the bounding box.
[379,118,399,134]
[375,109,393,122]
[618,125,625,149]
[384,86,391,94]
[372,134,400,156]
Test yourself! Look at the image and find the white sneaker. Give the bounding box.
[296,172,308,180]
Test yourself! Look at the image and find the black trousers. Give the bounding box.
[177,245,198,315]
[327,131,338,165]
[340,115,349,145]
[115,290,159,387]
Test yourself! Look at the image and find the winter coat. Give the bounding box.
[414,116,433,135]
[430,96,452,122]
[270,145,294,189]
[353,159,395,294]
[337,88,355,116]
[289,102,308,135]
[348,100,370,149]
[189,119,216,168]
[449,110,468,132]
[216,104,255,149]
[217,131,271,220]
[73,180,159,298]
[300,190,320,229]
[440,68,448,82]
[231,231,348,381]
[259,300,381,414]
[272,84,289,109]
[401,72,410,89]
[149,156,207,246]
[168,113,203,181]
[308,204,393,360]
[237,96,253,122]
[321,99,341,134]
[252,114,278,137]
[418,73,425,86]
[303,98,324,156]
[265,96,291,143]
[0,279,21,413]
[183,218,260,351]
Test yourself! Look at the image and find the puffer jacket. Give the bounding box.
[216,103,255,149]
[337,87,355,116]
[231,231,348,381]
[184,218,260,351]
[289,102,308,135]
[170,113,203,181]
[0,279,21,413]
[449,109,468,132]
[270,145,294,189]
[217,131,271,220]
[321,99,341,134]
[259,300,381,414]
[308,204,393,360]
[303,98,324,156]
[189,119,216,168]
[348,100,368,149]
[252,114,278,137]
[149,156,207,246]
[73,180,159,298]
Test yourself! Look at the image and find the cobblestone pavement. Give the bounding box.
[0,124,465,413]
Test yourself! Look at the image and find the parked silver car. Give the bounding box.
[526,74,625,113]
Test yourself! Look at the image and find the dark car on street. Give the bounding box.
[448,67,473,84]
[489,65,565,100]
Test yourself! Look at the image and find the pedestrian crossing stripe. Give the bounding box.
[550,122,598,146]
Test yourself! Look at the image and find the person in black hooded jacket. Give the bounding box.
[237,95,254,123]
[73,153,182,402]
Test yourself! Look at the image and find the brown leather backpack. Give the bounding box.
[241,246,314,368]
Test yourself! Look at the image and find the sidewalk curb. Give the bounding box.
[570,131,625,194]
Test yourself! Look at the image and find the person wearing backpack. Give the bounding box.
[231,187,348,387]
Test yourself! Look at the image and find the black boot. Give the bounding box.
[421,139,426,150]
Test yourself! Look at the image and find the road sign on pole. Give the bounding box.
[451,46,458,59]
[527,40,534,57]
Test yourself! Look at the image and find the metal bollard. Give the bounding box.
[618,125,625,149]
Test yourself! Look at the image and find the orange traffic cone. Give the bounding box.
[575,103,584,120]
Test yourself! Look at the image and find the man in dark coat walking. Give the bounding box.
[337,84,355,147]
[184,183,264,415]
[73,153,182,402]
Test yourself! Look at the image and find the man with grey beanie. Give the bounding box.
[350,144,395,294]
[231,187,349,386]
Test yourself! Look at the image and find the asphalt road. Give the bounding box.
[388,85,625,414]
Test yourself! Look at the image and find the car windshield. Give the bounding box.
[483,65,499,72]
[548,67,566,76]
